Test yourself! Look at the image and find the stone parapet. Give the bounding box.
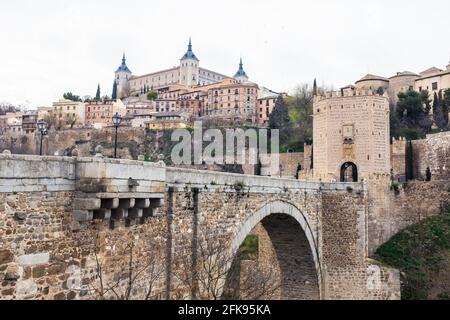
[0,154,166,223]
[166,167,365,193]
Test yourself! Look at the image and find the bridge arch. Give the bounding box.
[228,200,323,300]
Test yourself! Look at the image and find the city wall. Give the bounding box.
[411,131,450,181]
[367,174,450,255]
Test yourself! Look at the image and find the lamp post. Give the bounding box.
[37,120,48,156]
[112,113,122,158]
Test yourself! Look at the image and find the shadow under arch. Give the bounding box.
[226,200,323,300]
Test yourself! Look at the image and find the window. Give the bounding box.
[432,82,438,91]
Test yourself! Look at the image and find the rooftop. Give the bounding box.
[419,67,443,76]
[355,74,389,83]
[389,71,420,79]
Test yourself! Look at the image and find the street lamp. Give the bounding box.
[37,119,48,156]
[112,113,122,158]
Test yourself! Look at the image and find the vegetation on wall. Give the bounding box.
[269,84,314,153]
[376,210,450,300]
[239,235,259,261]
[392,89,450,140]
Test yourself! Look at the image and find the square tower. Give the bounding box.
[313,89,391,182]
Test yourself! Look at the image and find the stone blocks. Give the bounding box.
[18,253,50,266]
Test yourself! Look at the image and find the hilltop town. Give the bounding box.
[0,39,448,141]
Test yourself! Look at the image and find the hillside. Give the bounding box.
[375,210,450,300]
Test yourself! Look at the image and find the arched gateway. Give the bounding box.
[226,201,322,300]
[341,162,358,182]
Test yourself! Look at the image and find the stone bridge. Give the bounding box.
[0,154,400,300]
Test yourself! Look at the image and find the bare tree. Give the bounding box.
[67,114,81,129]
[238,261,280,300]
[173,229,280,300]
[82,231,166,300]
[43,113,61,130]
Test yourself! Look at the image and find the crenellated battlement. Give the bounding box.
[314,88,389,103]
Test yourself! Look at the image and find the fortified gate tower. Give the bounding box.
[313,87,391,182]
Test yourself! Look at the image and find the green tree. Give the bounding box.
[396,90,424,121]
[147,90,158,100]
[95,84,101,100]
[432,91,445,129]
[391,90,432,139]
[112,81,118,100]
[269,95,289,129]
[63,92,82,102]
[284,85,314,148]
[269,95,291,152]
[442,89,450,128]
[420,90,431,115]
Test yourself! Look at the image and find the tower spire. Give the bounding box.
[234,57,249,82]
[180,37,199,61]
[116,52,131,73]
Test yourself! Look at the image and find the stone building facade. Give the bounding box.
[119,39,229,97]
[313,89,390,182]
[204,79,259,123]
[256,87,280,126]
[113,39,281,125]
[415,62,450,104]
[85,99,126,129]
[342,59,450,109]
[52,99,86,129]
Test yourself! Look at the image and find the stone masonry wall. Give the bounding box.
[391,138,407,179]
[411,131,450,181]
[367,175,450,255]
[0,155,401,300]
[321,190,400,300]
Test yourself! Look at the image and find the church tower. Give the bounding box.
[234,58,249,83]
[179,38,200,87]
[115,53,132,98]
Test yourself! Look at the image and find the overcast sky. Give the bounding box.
[0,0,449,108]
